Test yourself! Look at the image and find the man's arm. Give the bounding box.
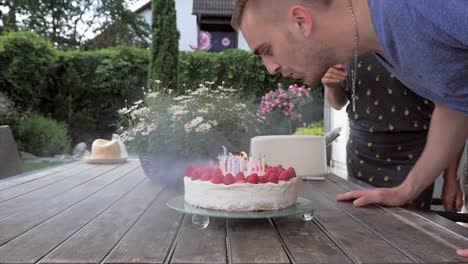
[399,103,468,202]
[322,64,348,110]
[336,103,468,207]
[441,148,464,212]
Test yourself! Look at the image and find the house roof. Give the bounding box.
[134,0,234,16]
[192,0,234,16]
[134,1,151,14]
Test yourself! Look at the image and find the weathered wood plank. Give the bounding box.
[328,173,468,239]
[0,161,83,191]
[326,173,369,190]
[312,179,468,263]
[0,161,140,247]
[273,217,353,264]
[228,218,290,264]
[0,166,146,264]
[298,181,413,263]
[388,208,468,262]
[103,187,184,264]
[170,216,227,264]
[40,177,163,264]
[0,163,96,203]
[391,208,468,241]
[0,163,123,220]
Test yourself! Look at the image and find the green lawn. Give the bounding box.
[21,161,63,173]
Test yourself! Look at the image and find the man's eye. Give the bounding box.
[264,48,272,56]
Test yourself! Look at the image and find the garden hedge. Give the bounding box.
[0,32,323,144]
[179,49,309,98]
[0,31,56,113]
[53,46,148,143]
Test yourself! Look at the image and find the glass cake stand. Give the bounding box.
[167,195,314,229]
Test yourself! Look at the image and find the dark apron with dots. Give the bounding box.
[345,54,435,209]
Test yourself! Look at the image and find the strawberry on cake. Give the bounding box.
[183,163,300,211]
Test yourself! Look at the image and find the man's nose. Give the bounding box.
[263,58,280,75]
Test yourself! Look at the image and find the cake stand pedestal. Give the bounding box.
[167,196,314,229]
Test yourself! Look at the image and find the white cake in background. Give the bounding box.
[184,177,300,211]
[250,135,328,178]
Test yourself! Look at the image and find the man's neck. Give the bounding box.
[354,0,386,59]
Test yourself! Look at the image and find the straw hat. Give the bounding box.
[84,139,127,164]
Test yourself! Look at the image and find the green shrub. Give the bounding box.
[0,92,20,127]
[294,120,325,136]
[16,115,71,156]
[54,46,149,144]
[179,49,312,98]
[0,31,57,112]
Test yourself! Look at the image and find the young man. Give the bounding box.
[232,0,468,257]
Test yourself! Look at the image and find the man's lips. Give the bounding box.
[291,73,301,79]
[285,73,301,79]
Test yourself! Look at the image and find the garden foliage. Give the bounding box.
[258,84,324,134]
[0,32,324,145]
[0,31,56,112]
[117,82,260,158]
[148,0,179,91]
[0,92,20,128]
[16,114,71,156]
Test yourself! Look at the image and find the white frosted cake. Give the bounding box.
[183,164,300,211]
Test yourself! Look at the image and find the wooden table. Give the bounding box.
[0,160,467,264]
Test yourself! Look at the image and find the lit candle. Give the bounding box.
[255,158,260,174]
[239,157,244,172]
[232,158,236,175]
[225,157,229,174]
[219,157,224,175]
[230,157,234,174]
[262,157,266,176]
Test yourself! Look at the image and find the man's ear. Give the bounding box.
[289,5,313,37]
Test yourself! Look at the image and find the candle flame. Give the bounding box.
[240,151,248,157]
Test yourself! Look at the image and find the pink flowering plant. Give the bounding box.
[258,83,314,134]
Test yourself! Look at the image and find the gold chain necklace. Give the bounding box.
[348,0,359,112]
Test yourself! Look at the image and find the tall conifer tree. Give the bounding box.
[148,0,180,91]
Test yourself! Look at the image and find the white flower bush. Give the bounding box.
[117,81,260,158]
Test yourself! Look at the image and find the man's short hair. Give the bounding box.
[231,0,332,29]
[231,0,249,29]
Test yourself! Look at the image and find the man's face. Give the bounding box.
[240,6,333,85]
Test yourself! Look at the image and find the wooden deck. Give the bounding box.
[0,159,467,263]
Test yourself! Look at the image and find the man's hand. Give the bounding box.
[338,188,468,259]
[458,249,468,258]
[340,105,468,208]
[336,185,413,207]
[441,175,463,212]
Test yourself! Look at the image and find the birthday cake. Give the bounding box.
[183,151,300,211]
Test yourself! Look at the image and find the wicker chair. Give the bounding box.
[0,125,21,179]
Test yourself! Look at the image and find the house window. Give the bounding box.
[197,17,237,52]
[192,0,236,52]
